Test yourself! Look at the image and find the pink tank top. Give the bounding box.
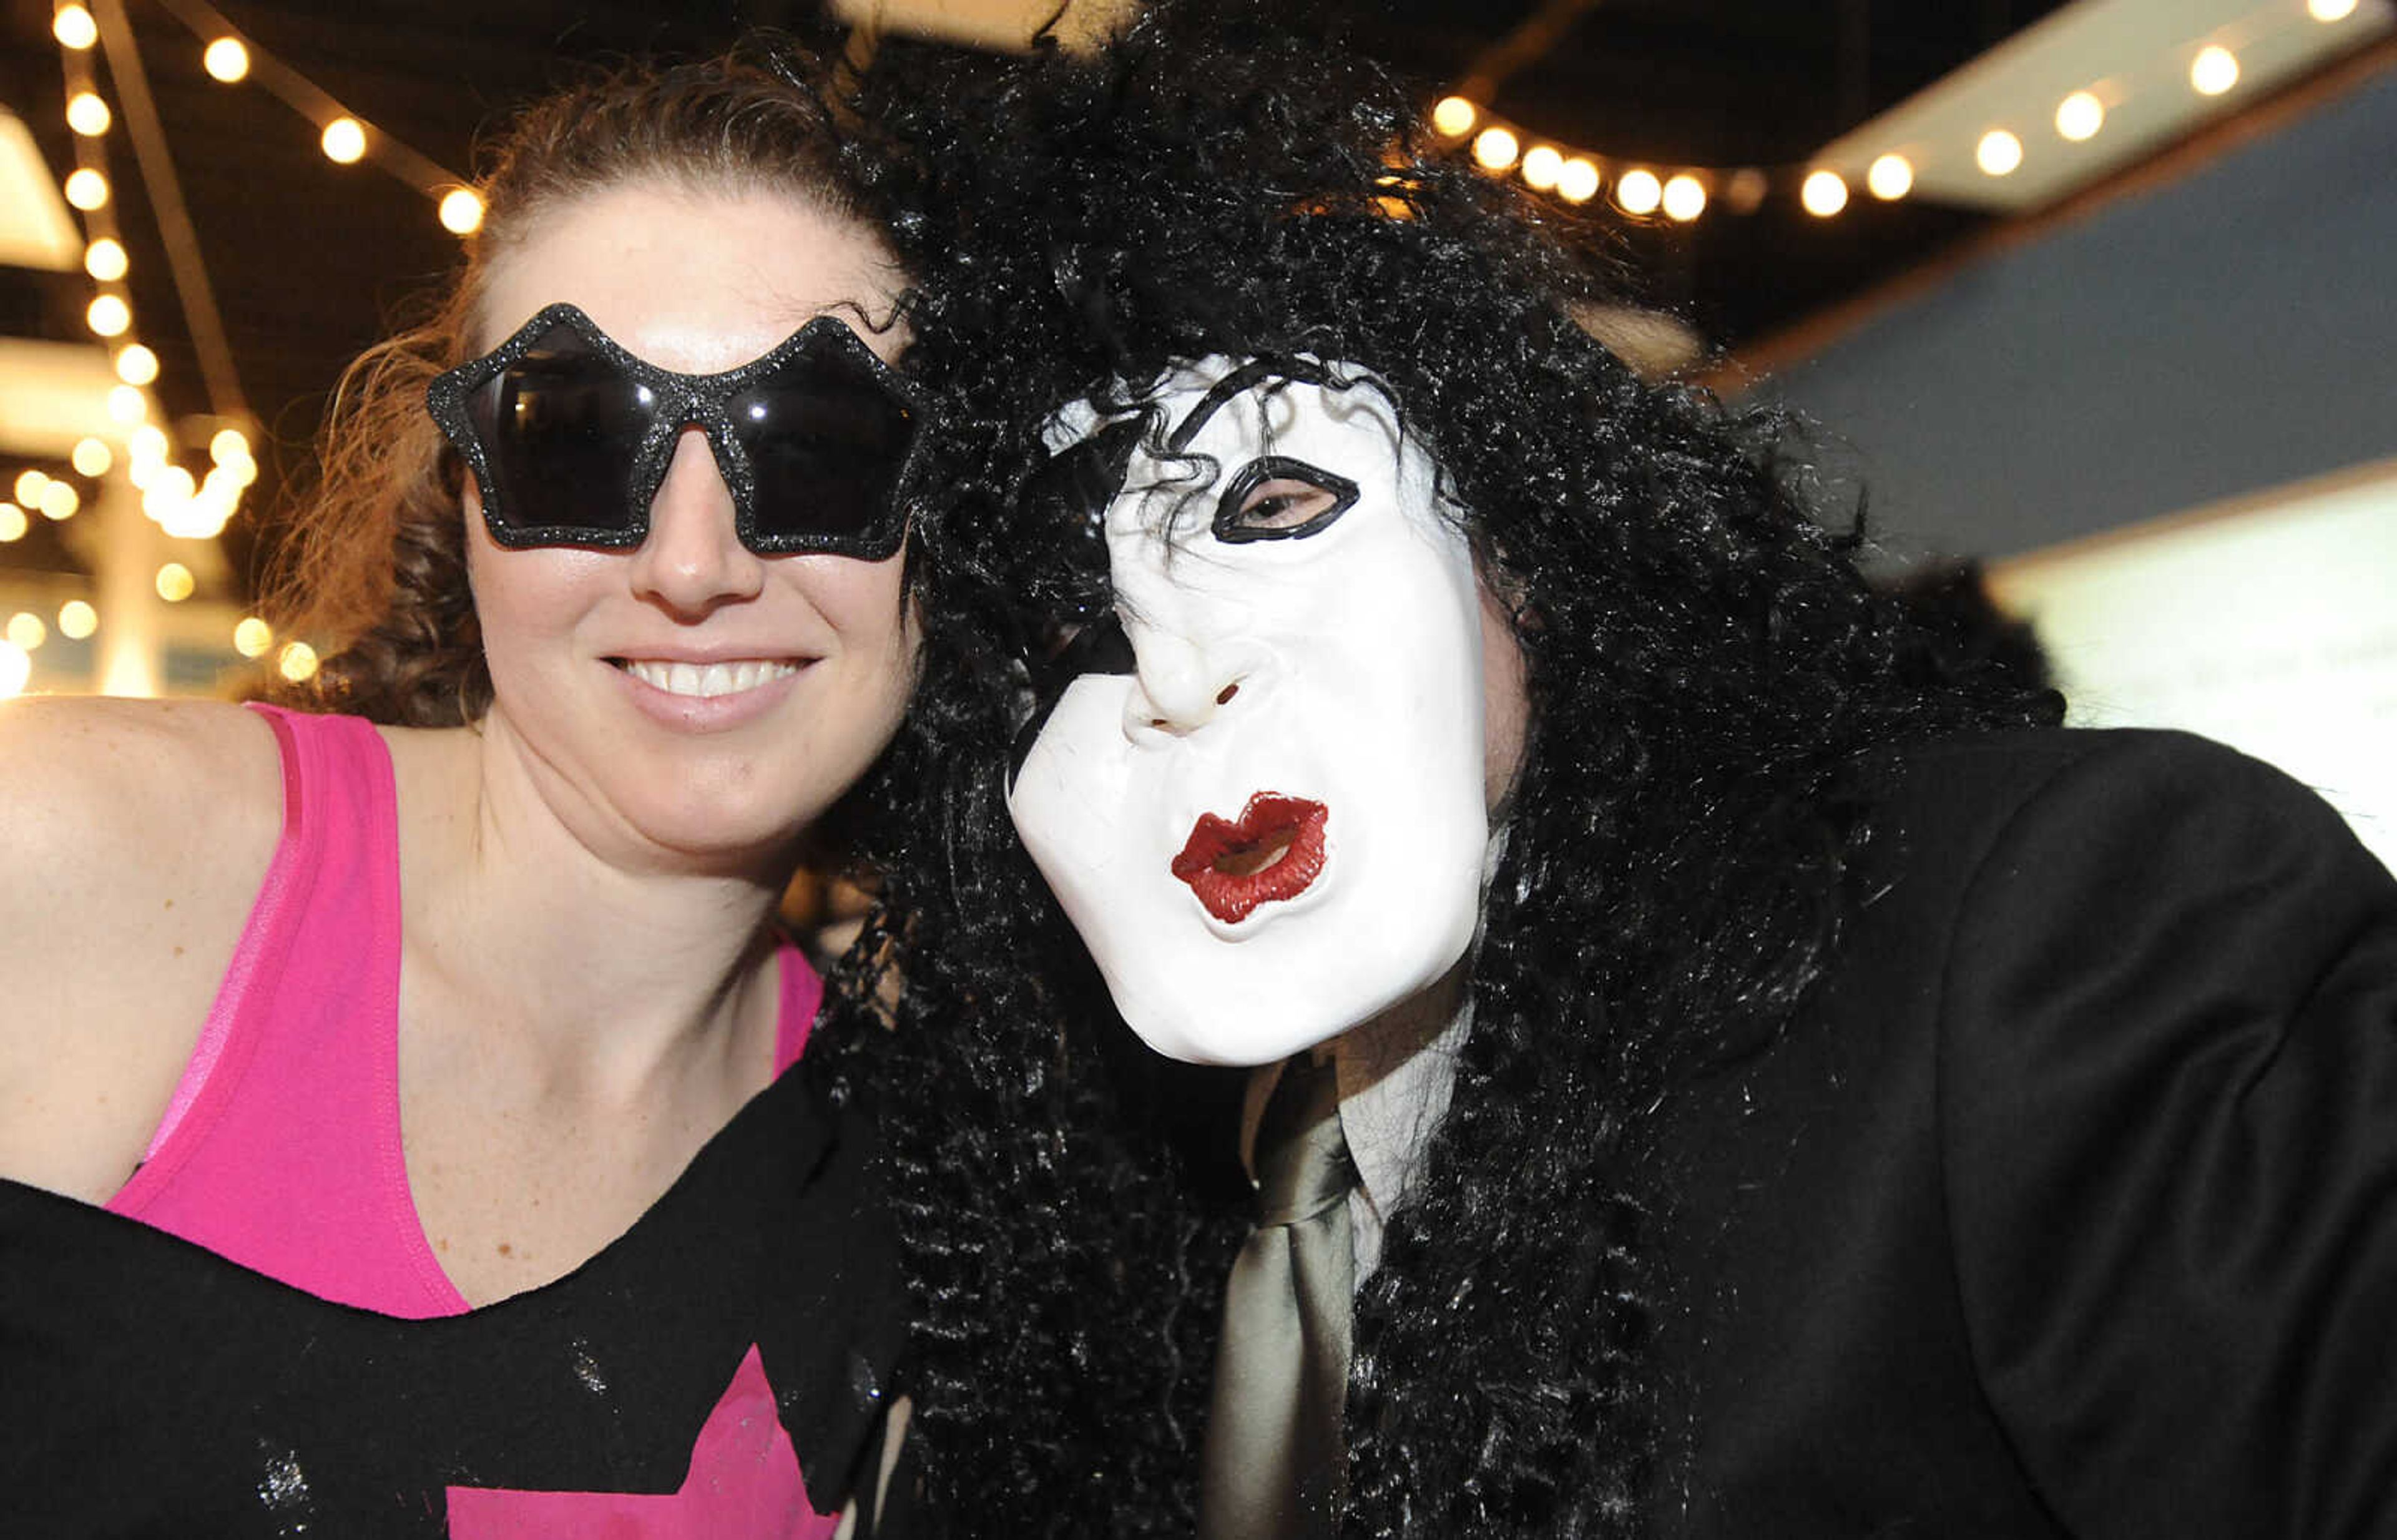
[107,703,824,1320]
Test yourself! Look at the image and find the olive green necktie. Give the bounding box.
[1198,1054,1357,1540]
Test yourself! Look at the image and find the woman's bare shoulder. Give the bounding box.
[0,697,286,1199]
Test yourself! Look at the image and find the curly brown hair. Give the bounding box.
[266,42,888,726]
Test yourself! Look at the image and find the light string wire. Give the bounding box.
[1430,0,2375,220]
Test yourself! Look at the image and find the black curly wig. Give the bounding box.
[808,7,2062,1535]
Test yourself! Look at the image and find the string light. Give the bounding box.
[0,642,29,700]
[71,438,112,478]
[105,385,147,424]
[209,428,252,464]
[14,471,48,506]
[203,37,250,82]
[1431,96,1477,137]
[2190,45,2240,96]
[0,504,26,542]
[438,188,484,235]
[39,482,79,521]
[1556,157,1601,204]
[142,464,197,519]
[1866,152,1914,200]
[1472,127,1521,172]
[58,601,99,640]
[2310,0,2359,18]
[1976,129,2025,176]
[66,92,112,137]
[52,4,98,49]
[2056,91,2106,141]
[1801,169,1849,217]
[6,613,43,650]
[320,117,368,164]
[1661,174,1707,222]
[84,237,127,282]
[233,617,275,658]
[1610,169,1659,215]
[114,344,160,385]
[63,168,109,210]
[277,640,320,683]
[155,563,196,603]
[1520,145,1564,191]
[86,293,130,337]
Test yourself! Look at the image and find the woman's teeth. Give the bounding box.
[620,659,799,698]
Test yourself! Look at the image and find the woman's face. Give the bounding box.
[466,179,918,869]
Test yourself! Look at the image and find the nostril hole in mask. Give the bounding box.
[1216,684,1239,706]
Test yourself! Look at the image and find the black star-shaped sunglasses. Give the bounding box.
[426,302,926,560]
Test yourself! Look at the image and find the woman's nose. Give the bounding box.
[627,428,765,616]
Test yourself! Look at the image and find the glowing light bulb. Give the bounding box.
[1615,169,1662,215]
[0,642,29,700]
[114,344,159,386]
[7,612,43,650]
[67,92,111,137]
[203,36,250,82]
[1556,158,1601,204]
[142,464,196,522]
[2310,0,2359,18]
[1866,153,1914,200]
[64,168,108,210]
[1800,169,1849,217]
[59,601,99,640]
[106,385,146,424]
[84,237,127,282]
[15,471,51,507]
[71,438,112,477]
[40,481,79,520]
[0,504,25,541]
[86,293,130,336]
[2190,45,2239,96]
[277,640,320,683]
[1431,96,1476,138]
[1976,129,2024,177]
[1471,127,1520,172]
[1661,174,1707,222]
[53,5,98,49]
[130,424,169,464]
[233,617,275,657]
[2055,91,2105,142]
[209,428,252,464]
[438,187,484,235]
[320,117,367,164]
[155,562,195,602]
[1520,145,1563,191]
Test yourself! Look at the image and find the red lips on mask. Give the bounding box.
[1170,792,1330,923]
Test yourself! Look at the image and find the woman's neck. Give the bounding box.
[386,719,796,1094]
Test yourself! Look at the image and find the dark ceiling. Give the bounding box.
[0,0,2075,598]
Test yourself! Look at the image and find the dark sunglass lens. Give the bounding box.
[474,326,652,540]
[727,342,914,548]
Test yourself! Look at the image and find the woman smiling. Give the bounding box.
[0,47,918,1537]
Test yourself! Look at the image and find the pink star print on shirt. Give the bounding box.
[446,1343,840,1538]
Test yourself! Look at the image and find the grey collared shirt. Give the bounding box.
[1238,998,1473,1286]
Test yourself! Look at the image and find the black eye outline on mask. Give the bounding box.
[1212,456,1358,544]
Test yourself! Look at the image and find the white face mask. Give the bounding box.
[1007,358,1491,1066]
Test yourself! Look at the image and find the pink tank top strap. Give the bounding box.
[108,702,466,1318]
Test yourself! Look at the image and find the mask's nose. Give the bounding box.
[1124,625,1247,735]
